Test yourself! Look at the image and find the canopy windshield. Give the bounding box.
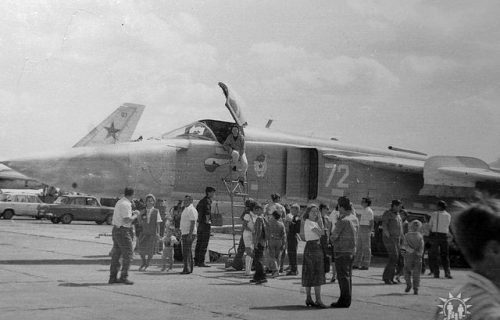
[161,121,217,141]
[161,120,240,145]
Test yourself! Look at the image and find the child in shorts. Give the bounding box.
[160,215,178,272]
[402,220,425,294]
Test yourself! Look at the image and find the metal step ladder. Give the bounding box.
[222,161,248,256]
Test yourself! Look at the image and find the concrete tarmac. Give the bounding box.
[0,218,465,320]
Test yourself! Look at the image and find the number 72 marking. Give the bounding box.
[325,163,350,188]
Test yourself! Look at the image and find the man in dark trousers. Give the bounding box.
[428,200,452,279]
[194,186,216,267]
[109,187,139,285]
[382,199,404,284]
[330,196,359,308]
[251,203,268,284]
[286,204,301,275]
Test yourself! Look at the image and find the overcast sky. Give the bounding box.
[1,0,499,163]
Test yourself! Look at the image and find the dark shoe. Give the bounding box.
[445,274,453,279]
[414,289,419,295]
[108,277,121,284]
[384,280,393,285]
[249,279,257,283]
[305,299,316,307]
[405,285,412,293]
[138,264,146,271]
[232,166,238,172]
[330,302,349,308]
[180,271,190,274]
[359,266,369,270]
[352,265,359,270]
[279,268,284,273]
[286,271,298,276]
[198,263,211,268]
[315,302,328,309]
[255,279,267,285]
[120,278,134,285]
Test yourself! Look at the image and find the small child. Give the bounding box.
[160,216,178,272]
[401,220,425,295]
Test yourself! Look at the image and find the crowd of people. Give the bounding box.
[107,186,500,316]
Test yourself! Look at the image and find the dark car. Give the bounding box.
[42,195,114,225]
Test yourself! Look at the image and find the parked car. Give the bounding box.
[41,195,115,225]
[0,193,45,219]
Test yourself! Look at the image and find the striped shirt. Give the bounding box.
[434,271,500,320]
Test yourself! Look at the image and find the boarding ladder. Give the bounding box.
[222,162,248,257]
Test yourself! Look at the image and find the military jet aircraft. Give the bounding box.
[2,83,500,219]
[0,103,145,190]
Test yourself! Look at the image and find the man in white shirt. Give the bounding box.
[428,200,452,279]
[353,198,374,270]
[180,195,198,274]
[109,187,139,285]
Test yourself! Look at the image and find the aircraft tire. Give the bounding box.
[60,214,73,224]
[3,210,14,220]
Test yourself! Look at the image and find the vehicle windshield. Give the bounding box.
[54,196,70,204]
[161,121,217,141]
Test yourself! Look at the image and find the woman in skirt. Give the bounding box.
[301,204,327,308]
[136,194,162,271]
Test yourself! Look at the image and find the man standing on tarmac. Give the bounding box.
[109,187,139,285]
[285,204,301,275]
[353,197,374,270]
[330,196,359,308]
[382,200,404,285]
[428,200,453,279]
[251,203,268,284]
[180,195,198,274]
[195,186,216,267]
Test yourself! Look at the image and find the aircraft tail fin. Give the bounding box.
[73,103,145,147]
[218,82,248,127]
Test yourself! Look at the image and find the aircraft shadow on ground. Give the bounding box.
[59,282,118,287]
[374,292,410,297]
[352,282,389,287]
[0,259,110,265]
[143,272,180,276]
[250,305,315,312]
